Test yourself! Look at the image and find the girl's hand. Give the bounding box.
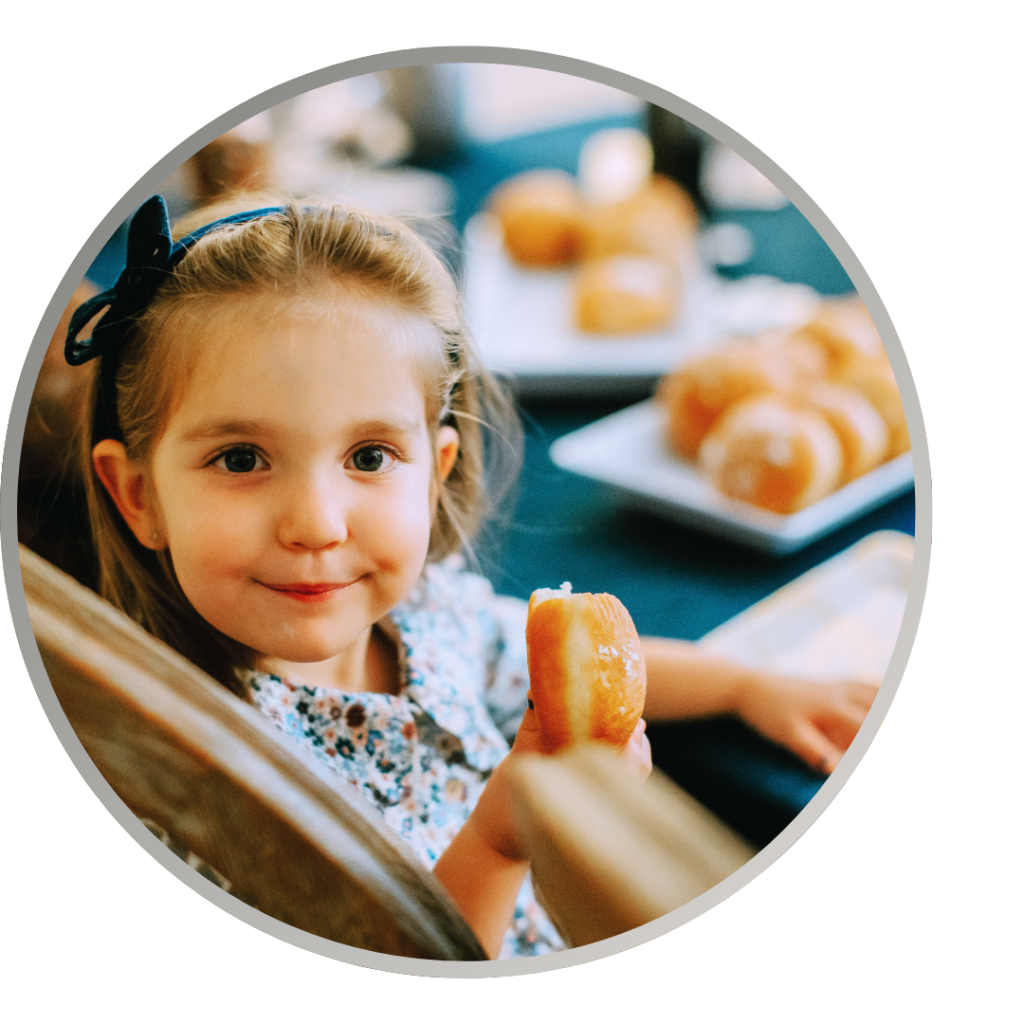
[625,719,653,781]
[735,673,879,774]
[472,706,653,864]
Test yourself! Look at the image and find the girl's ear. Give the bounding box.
[92,440,165,550]
[435,425,460,481]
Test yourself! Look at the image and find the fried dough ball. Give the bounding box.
[698,394,844,514]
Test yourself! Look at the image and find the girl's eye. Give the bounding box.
[214,447,265,473]
[351,446,392,473]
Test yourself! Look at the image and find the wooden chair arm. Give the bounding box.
[20,544,486,960]
[508,744,756,948]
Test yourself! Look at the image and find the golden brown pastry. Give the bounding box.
[836,356,911,459]
[574,255,677,335]
[794,293,886,373]
[581,175,699,264]
[798,381,889,483]
[658,335,822,459]
[526,584,647,753]
[488,169,584,267]
[698,395,844,514]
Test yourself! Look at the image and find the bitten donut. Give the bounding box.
[526,583,647,752]
[698,394,844,514]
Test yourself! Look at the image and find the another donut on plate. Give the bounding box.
[489,169,584,267]
[797,381,889,483]
[658,336,817,459]
[574,255,677,335]
[794,294,886,372]
[836,356,911,459]
[698,394,844,514]
[580,175,699,265]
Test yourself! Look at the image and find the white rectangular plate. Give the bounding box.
[698,531,914,683]
[462,216,821,396]
[549,400,914,554]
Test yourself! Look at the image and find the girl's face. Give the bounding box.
[125,287,451,671]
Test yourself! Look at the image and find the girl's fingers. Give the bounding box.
[510,696,547,756]
[816,704,867,749]
[788,720,844,775]
[625,719,652,780]
[843,681,880,710]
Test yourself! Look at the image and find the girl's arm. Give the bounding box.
[434,708,651,958]
[432,756,530,959]
[640,636,879,773]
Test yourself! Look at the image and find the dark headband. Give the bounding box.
[65,195,286,442]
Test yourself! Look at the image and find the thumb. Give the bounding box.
[510,691,547,755]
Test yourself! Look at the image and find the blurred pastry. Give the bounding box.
[798,381,889,483]
[581,175,699,265]
[794,293,886,372]
[658,335,821,459]
[698,395,844,514]
[489,169,584,267]
[574,255,677,335]
[837,356,911,458]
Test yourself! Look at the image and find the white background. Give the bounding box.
[2,2,1019,1019]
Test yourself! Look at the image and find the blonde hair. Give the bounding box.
[82,195,521,694]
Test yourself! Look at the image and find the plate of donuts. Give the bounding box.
[550,399,913,553]
[462,206,820,397]
[550,296,916,552]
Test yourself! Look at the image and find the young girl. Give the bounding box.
[66,194,878,959]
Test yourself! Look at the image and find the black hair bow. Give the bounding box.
[65,195,285,441]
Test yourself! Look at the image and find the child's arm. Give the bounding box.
[434,708,651,958]
[640,637,878,774]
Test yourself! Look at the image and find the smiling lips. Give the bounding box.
[261,580,357,603]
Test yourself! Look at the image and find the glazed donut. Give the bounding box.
[580,175,699,265]
[574,255,678,335]
[526,583,647,752]
[835,355,910,459]
[698,394,844,514]
[794,294,886,373]
[489,169,584,267]
[798,381,889,483]
[658,336,816,459]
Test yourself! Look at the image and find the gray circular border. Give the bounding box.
[2,45,930,980]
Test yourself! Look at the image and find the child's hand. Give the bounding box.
[625,719,653,781]
[472,705,652,864]
[436,707,652,957]
[735,673,879,774]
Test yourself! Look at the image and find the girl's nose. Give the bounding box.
[277,473,348,551]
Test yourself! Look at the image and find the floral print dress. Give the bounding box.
[241,557,565,960]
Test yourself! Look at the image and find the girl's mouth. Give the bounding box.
[261,581,357,603]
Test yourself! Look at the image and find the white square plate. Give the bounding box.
[549,400,915,554]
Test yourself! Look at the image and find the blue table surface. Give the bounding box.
[86,114,912,847]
